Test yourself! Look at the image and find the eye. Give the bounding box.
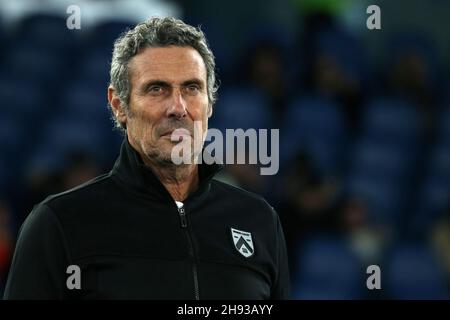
[186,84,200,94]
[148,85,165,95]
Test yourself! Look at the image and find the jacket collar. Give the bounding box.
[111,138,223,202]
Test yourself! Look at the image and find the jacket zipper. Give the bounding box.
[177,205,200,300]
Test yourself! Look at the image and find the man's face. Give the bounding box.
[124,45,210,165]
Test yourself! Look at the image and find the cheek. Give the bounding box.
[127,108,158,141]
[191,96,209,120]
[199,109,209,141]
[202,113,208,130]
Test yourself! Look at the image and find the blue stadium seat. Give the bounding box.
[292,235,364,299]
[18,13,81,53]
[315,29,367,84]
[77,48,111,86]
[4,43,68,85]
[25,143,66,177]
[0,75,46,120]
[280,95,348,175]
[409,105,450,234]
[0,27,9,61]
[210,87,272,131]
[208,87,272,164]
[349,140,414,182]
[345,138,413,227]
[0,116,28,182]
[346,174,406,228]
[387,33,441,88]
[40,118,110,163]
[344,97,423,229]
[59,81,110,124]
[56,80,123,161]
[88,20,134,49]
[362,97,422,147]
[385,243,450,299]
[412,144,450,235]
[0,157,9,193]
[0,116,26,156]
[187,20,236,74]
[438,105,450,143]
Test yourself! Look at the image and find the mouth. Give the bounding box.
[161,128,191,140]
[161,130,175,137]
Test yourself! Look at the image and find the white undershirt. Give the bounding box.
[175,201,184,209]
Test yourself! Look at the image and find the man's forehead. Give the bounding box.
[129,46,207,83]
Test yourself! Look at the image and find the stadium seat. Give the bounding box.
[59,81,110,123]
[17,13,81,53]
[0,116,26,156]
[40,118,110,163]
[87,20,134,50]
[386,33,441,88]
[411,144,450,235]
[4,43,68,85]
[77,48,111,86]
[315,29,367,84]
[345,137,415,228]
[0,76,46,120]
[210,87,272,131]
[349,141,412,180]
[362,97,422,147]
[280,95,348,175]
[437,104,450,142]
[344,97,423,229]
[292,235,364,299]
[385,243,450,299]
[0,157,9,193]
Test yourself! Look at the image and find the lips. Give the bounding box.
[161,128,191,139]
[161,130,174,137]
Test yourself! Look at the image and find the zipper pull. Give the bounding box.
[178,206,187,228]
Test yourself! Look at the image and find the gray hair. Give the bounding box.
[109,17,219,131]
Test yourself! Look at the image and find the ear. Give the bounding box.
[108,86,127,126]
[207,103,213,118]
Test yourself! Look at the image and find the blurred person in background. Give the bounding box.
[20,151,101,225]
[385,41,441,139]
[342,197,386,266]
[309,50,364,135]
[278,152,341,270]
[220,39,291,200]
[432,205,450,285]
[238,40,291,123]
[61,151,101,190]
[294,0,365,137]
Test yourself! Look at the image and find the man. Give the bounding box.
[4,17,290,299]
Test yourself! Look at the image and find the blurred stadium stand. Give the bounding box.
[292,235,365,299]
[280,95,349,176]
[385,243,450,299]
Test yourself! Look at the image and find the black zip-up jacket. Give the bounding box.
[4,139,290,299]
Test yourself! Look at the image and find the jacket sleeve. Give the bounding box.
[3,203,71,299]
[271,210,291,300]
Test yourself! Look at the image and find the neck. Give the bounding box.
[142,156,199,202]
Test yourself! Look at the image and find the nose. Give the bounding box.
[166,87,187,119]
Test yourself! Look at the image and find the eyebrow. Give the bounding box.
[181,78,205,88]
[140,80,169,93]
[139,78,205,92]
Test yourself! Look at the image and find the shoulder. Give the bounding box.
[211,179,271,204]
[42,173,114,207]
[26,173,121,244]
[210,179,278,221]
[19,202,62,239]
